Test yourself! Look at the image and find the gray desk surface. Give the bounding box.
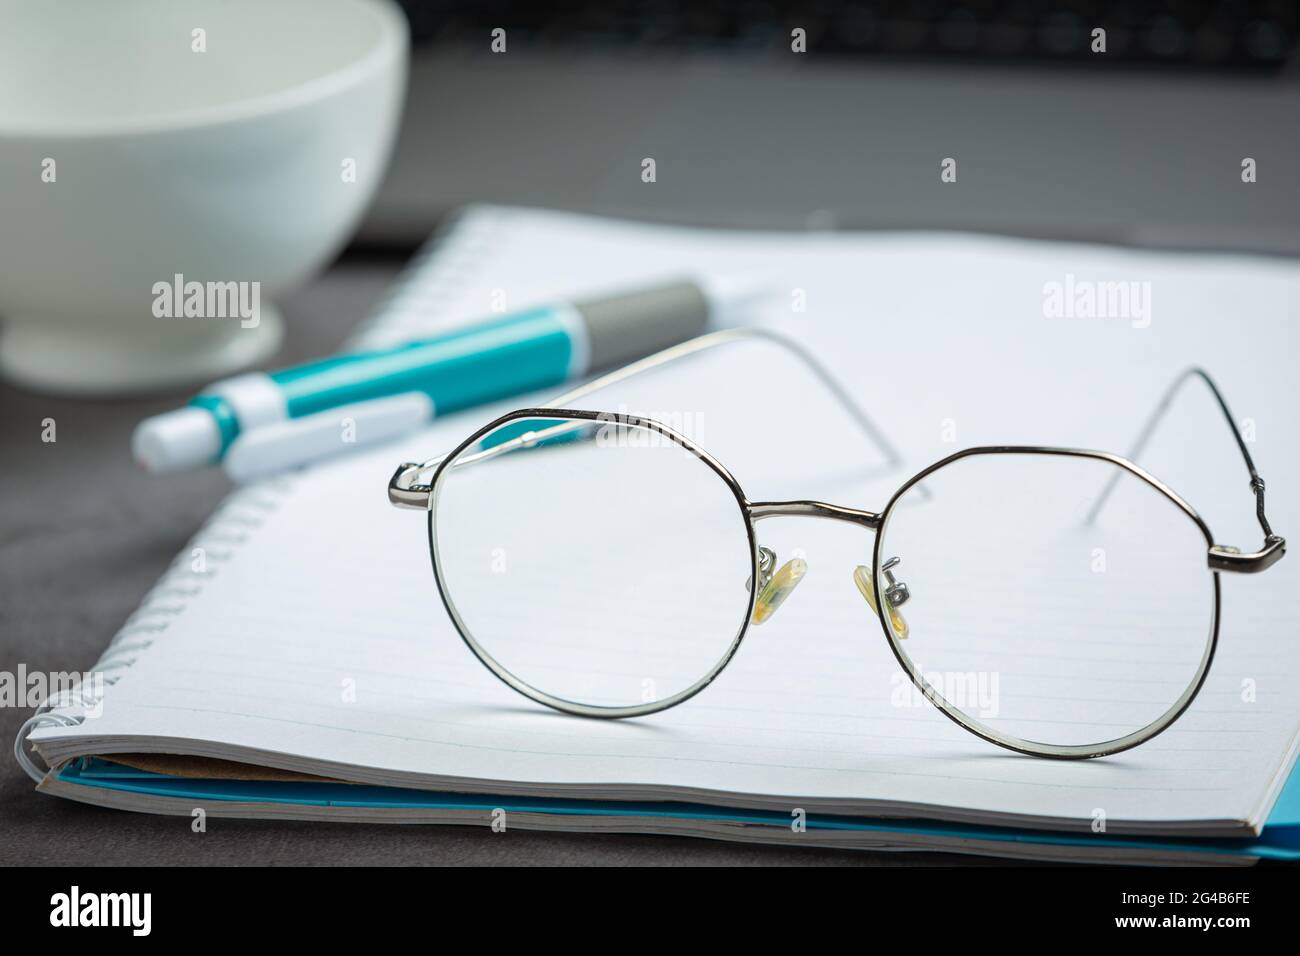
[0,255,1003,866]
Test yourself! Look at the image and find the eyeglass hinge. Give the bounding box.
[388,462,432,511]
[1207,536,1286,573]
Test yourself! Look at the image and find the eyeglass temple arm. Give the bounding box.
[551,326,904,466]
[390,327,908,509]
[1085,367,1284,573]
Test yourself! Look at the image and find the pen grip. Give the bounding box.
[577,281,710,370]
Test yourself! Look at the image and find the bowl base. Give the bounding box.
[0,306,285,396]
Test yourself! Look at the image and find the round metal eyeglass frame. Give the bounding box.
[389,329,1285,760]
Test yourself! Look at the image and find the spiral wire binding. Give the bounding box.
[14,477,294,784]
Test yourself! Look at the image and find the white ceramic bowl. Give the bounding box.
[0,0,407,394]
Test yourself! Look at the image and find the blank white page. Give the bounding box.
[33,207,1300,835]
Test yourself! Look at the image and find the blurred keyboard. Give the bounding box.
[395,0,1299,71]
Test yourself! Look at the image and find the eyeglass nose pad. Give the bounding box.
[853,564,910,639]
[750,553,808,626]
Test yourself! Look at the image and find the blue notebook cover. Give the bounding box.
[56,756,1300,861]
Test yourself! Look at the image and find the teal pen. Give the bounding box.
[132,276,764,479]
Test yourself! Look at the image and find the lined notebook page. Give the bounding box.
[33,207,1300,835]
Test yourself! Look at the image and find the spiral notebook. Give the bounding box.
[17,206,1300,863]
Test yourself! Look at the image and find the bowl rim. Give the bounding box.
[0,0,408,139]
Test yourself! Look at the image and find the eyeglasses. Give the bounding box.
[389,329,1285,759]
